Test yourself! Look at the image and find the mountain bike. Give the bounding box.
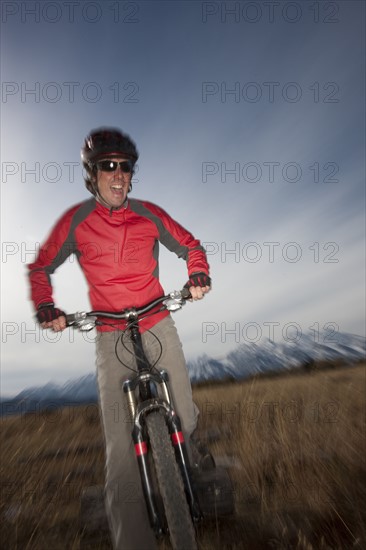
[66,288,202,550]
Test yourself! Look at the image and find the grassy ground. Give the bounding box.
[1,362,365,549]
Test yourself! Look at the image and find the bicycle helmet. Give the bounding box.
[81,127,139,197]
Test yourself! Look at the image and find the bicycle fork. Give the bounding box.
[167,406,202,522]
[123,375,202,536]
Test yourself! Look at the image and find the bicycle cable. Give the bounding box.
[114,324,163,374]
[95,309,165,374]
[78,304,168,373]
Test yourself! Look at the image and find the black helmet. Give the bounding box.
[81,127,139,165]
[81,127,138,197]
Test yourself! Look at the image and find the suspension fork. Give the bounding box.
[161,369,202,521]
[123,379,165,535]
[124,325,201,523]
[166,410,202,522]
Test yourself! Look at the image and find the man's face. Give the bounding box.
[96,157,132,208]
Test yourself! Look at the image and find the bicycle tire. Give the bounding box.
[145,411,198,550]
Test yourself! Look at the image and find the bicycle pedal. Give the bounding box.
[190,467,235,518]
[200,453,216,471]
[190,439,216,472]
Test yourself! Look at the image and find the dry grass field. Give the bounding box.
[1,362,365,549]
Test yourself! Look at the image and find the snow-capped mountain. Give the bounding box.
[188,331,365,382]
[1,374,99,417]
[14,373,98,402]
[1,332,364,416]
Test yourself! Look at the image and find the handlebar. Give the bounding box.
[66,288,192,331]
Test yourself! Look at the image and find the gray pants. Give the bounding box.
[95,315,199,550]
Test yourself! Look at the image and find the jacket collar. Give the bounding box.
[95,197,129,219]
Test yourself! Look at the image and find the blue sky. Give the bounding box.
[1,1,365,396]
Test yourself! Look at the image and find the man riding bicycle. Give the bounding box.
[28,128,211,550]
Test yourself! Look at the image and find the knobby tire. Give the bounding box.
[145,411,197,550]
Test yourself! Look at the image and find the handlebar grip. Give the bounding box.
[181,288,191,300]
[65,313,76,326]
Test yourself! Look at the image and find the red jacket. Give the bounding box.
[28,198,210,332]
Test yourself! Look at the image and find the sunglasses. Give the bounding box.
[96,160,133,173]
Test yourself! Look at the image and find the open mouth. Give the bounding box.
[111,185,124,194]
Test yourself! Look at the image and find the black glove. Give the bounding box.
[184,272,211,289]
[36,303,65,324]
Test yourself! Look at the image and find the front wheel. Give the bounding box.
[145,411,197,550]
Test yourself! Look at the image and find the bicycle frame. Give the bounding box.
[66,290,202,536]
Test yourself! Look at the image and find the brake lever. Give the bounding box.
[66,312,97,331]
[163,290,187,311]
[181,288,191,300]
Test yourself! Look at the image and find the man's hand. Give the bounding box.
[189,285,211,300]
[184,272,211,301]
[41,316,67,332]
[36,303,67,332]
